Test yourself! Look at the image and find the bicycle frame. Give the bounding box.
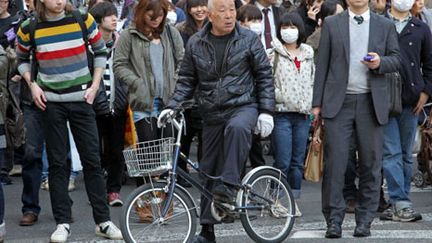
[157,111,281,219]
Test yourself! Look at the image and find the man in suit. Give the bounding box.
[312,0,400,238]
[250,0,285,49]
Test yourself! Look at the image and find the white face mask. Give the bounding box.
[280,28,299,44]
[392,0,415,12]
[249,22,263,36]
[166,11,177,25]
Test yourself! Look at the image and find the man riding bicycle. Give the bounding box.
[158,0,274,242]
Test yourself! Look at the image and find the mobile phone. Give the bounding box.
[363,55,374,62]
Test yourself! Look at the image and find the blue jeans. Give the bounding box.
[271,112,311,198]
[382,106,417,210]
[21,104,44,215]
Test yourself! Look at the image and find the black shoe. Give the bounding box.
[192,235,216,243]
[178,177,192,188]
[353,223,371,237]
[325,223,342,238]
[213,184,236,204]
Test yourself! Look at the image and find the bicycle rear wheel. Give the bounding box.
[239,169,295,243]
[120,182,197,243]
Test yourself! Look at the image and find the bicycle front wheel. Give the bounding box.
[120,182,197,243]
[239,169,295,243]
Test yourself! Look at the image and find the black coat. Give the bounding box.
[167,22,274,124]
[396,17,432,105]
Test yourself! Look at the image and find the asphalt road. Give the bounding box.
[3,156,432,243]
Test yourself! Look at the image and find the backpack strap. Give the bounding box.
[272,51,279,74]
[71,10,88,47]
[28,14,38,83]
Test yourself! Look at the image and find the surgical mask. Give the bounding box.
[249,22,263,36]
[166,11,177,25]
[280,28,299,44]
[392,0,415,12]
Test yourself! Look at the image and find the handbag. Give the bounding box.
[124,106,138,148]
[386,72,402,117]
[417,111,432,185]
[304,121,324,182]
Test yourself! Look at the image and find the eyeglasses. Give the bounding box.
[0,0,8,4]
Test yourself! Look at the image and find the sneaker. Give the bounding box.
[95,221,123,240]
[213,184,237,204]
[108,192,123,207]
[0,221,5,242]
[68,179,76,192]
[379,207,393,221]
[9,165,22,176]
[50,224,70,243]
[270,201,289,218]
[294,201,302,217]
[392,207,420,222]
[41,180,49,191]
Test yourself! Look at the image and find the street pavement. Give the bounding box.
[3,156,432,243]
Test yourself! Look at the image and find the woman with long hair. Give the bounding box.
[176,0,207,45]
[113,0,184,186]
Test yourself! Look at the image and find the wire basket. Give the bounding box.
[123,137,175,177]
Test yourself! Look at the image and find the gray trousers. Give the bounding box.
[322,94,384,225]
[199,104,258,225]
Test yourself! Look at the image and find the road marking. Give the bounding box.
[291,230,432,239]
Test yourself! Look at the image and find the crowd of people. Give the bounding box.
[0,0,431,242]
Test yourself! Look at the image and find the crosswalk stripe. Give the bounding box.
[291,230,432,239]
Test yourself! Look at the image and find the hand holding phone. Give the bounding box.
[363,55,374,62]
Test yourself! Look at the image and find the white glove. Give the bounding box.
[157,109,174,128]
[254,113,274,138]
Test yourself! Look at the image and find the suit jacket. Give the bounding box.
[312,10,400,125]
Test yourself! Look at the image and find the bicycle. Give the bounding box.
[120,107,296,243]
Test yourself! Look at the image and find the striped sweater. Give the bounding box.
[16,11,107,102]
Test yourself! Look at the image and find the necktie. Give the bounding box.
[354,15,364,25]
[262,8,272,49]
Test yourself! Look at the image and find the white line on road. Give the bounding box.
[291,230,432,239]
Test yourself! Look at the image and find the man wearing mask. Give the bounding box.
[312,0,400,238]
[158,0,274,242]
[380,0,432,222]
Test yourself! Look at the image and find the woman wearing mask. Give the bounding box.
[237,4,263,36]
[271,12,315,217]
[113,0,184,186]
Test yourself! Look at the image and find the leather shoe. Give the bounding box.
[353,223,371,237]
[325,223,341,238]
[19,212,38,226]
[192,235,216,243]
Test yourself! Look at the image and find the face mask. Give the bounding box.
[249,22,263,36]
[166,11,177,25]
[392,0,415,12]
[280,28,299,44]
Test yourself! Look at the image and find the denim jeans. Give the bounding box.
[43,102,110,224]
[271,112,311,199]
[382,106,417,210]
[21,104,44,215]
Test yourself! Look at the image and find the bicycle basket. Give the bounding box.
[123,137,175,177]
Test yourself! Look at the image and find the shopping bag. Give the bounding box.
[304,122,324,182]
[124,106,138,148]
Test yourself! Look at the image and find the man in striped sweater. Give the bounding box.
[16,0,122,242]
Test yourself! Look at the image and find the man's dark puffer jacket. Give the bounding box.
[168,22,274,124]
